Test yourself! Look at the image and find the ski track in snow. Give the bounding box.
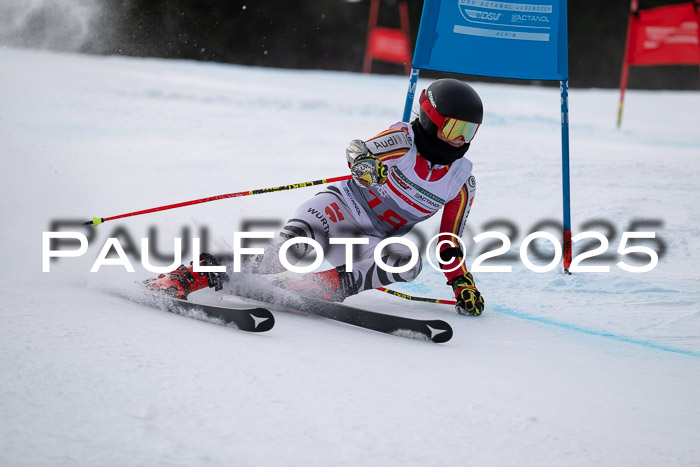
[1,47,700,466]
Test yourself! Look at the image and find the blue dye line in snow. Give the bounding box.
[492,306,700,359]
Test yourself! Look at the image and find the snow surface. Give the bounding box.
[2,47,700,466]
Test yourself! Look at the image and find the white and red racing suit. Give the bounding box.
[255,122,476,291]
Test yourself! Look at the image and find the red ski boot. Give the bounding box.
[145,253,229,300]
[275,266,358,302]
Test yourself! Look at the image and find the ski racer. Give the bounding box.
[147,78,485,316]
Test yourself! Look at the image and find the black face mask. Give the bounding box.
[411,120,470,166]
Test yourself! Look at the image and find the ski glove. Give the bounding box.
[346,139,387,188]
[448,272,485,316]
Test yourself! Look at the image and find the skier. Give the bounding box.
[147,78,485,316]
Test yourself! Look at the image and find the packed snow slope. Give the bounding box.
[2,47,700,466]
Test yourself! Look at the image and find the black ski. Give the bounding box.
[232,282,453,343]
[288,295,453,343]
[110,287,275,333]
[159,297,275,332]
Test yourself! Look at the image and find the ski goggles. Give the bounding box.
[419,90,480,143]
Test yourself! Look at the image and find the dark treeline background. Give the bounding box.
[22,0,700,89]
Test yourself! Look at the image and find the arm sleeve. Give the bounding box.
[438,175,476,282]
[364,127,412,163]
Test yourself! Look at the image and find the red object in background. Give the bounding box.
[363,0,411,75]
[617,1,700,127]
[367,27,410,65]
[628,2,700,65]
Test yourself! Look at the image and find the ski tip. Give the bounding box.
[249,309,275,332]
[426,321,453,343]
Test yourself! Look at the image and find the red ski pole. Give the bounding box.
[83,175,352,226]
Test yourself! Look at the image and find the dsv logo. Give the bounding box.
[459,3,503,23]
[471,11,502,21]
